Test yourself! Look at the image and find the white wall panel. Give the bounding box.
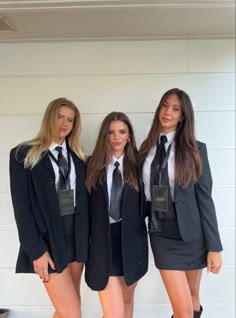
[0,231,18,267]
[0,41,189,76]
[0,73,234,115]
[195,111,235,149]
[208,150,235,188]
[0,193,16,230]
[189,39,235,72]
[213,188,235,227]
[0,155,10,192]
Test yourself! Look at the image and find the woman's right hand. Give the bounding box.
[33,251,56,282]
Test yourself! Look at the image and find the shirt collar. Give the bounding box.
[49,140,67,152]
[160,131,176,145]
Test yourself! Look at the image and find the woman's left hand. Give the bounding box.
[207,251,222,274]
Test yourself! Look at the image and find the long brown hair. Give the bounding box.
[139,88,202,187]
[16,97,86,168]
[86,112,139,192]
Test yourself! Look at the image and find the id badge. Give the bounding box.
[152,185,168,212]
[58,189,75,216]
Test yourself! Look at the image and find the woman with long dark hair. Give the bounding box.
[10,97,89,318]
[85,111,148,318]
[139,88,222,318]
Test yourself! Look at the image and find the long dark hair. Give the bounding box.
[139,88,202,187]
[86,112,139,192]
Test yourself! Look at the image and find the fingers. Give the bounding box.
[33,252,56,283]
[207,261,221,274]
[48,257,56,271]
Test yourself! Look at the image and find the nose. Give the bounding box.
[114,133,119,140]
[62,118,68,126]
[165,106,172,115]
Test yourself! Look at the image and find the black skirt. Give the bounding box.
[61,214,76,264]
[150,234,207,270]
[147,202,207,270]
[110,221,124,276]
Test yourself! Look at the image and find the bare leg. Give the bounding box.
[44,266,81,318]
[120,278,137,318]
[160,270,192,318]
[186,269,203,311]
[98,277,125,318]
[68,262,84,306]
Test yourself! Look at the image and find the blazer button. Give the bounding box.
[106,232,109,237]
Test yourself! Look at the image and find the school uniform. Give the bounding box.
[85,156,148,291]
[9,141,89,273]
[140,132,223,270]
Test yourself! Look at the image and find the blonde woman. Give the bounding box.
[9,98,89,318]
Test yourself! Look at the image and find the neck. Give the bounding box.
[112,151,124,159]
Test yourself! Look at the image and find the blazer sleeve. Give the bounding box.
[194,142,223,252]
[9,147,48,261]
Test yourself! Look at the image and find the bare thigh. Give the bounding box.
[44,266,81,318]
[160,270,193,317]
[68,262,84,297]
[120,277,137,304]
[186,269,203,310]
[98,276,125,318]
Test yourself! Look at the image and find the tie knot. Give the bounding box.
[160,135,167,145]
[114,161,120,168]
[55,146,63,154]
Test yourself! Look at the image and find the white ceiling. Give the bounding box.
[0,0,235,42]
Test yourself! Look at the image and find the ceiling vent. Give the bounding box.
[0,14,16,32]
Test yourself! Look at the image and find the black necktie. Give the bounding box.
[110,161,123,221]
[55,146,69,190]
[150,135,168,188]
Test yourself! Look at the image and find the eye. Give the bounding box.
[68,118,74,123]
[173,106,180,111]
[120,129,127,134]
[108,130,113,135]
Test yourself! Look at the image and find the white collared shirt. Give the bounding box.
[107,155,124,223]
[143,131,176,201]
[49,140,76,205]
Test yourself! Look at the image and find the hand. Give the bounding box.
[33,251,56,282]
[207,251,222,274]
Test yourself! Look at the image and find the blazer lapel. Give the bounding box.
[41,152,55,175]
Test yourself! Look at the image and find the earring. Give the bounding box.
[127,138,130,142]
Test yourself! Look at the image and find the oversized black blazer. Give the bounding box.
[140,141,223,252]
[85,181,148,291]
[9,145,89,273]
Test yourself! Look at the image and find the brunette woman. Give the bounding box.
[85,112,148,318]
[139,88,223,318]
[10,97,89,318]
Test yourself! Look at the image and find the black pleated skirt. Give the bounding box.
[61,214,76,264]
[110,221,124,276]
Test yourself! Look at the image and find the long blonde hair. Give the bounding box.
[16,97,86,168]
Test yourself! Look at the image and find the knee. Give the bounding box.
[123,290,135,305]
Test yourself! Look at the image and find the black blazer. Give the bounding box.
[140,141,223,252]
[85,181,148,291]
[9,146,89,273]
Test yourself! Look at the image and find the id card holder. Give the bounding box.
[58,189,75,216]
[151,185,168,212]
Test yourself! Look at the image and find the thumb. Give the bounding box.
[207,259,212,273]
